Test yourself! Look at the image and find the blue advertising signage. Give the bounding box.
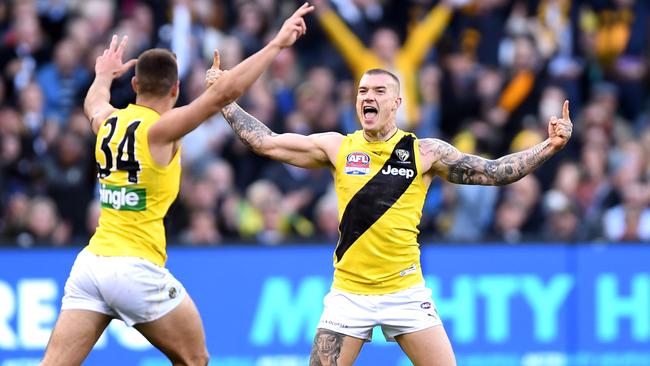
[0,244,649,366]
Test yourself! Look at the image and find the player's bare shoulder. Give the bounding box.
[313,131,344,165]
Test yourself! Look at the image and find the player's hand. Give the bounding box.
[270,2,314,49]
[205,49,227,89]
[548,100,573,151]
[95,34,137,79]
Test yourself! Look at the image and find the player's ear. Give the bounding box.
[393,96,402,111]
[170,80,180,97]
[131,77,138,93]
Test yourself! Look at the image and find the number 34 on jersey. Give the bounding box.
[96,116,142,183]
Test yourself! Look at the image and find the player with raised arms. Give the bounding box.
[206,64,572,365]
[40,3,314,365]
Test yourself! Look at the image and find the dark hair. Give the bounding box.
[135,49,178,97]
[364,68,400,93]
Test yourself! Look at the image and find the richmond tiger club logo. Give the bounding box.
[344,152,371,175]
[395,149,410,163]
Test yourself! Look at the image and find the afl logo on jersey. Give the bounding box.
[345,152,371,175]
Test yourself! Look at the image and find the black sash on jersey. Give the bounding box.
[335,134,417,261]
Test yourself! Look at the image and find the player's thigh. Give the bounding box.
[395,325,456,366]
[134,294,209,365]
[308,328,365,366]
[41,309,112,366]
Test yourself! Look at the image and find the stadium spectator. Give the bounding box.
[442,181,499,242]
[17,195,70,247]
[542,190,582,242]
[314,189,339,241]
[0,7,50,100]
[438,42,481,138]
[603,182,650,242]
[241,179,314,244]
[231,1,269,57]
[269,47,301,119]
[312,0,454,129]
[0,191,30,243]
[491,197,529,243]
[180,209,222,245]
[415,63,442,138]
[36,38,91,124]
[41,131,94,237]
[17,82,45,134]
[0,123,35,195]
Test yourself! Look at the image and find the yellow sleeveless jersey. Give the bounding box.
[87,104,181,266]
[332,129,427,294]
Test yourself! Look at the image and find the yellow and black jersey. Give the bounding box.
[332,129,427,294]
[87,104,181,266]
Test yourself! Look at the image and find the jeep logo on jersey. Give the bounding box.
[344,152,371,175]
[99,184,146,211]
[381,164,415,179]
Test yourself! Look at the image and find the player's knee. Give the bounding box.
[197,350,210,366]
[187,348,209,366]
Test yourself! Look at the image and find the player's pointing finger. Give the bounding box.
[212,50,220,70]
[563,100,570,121]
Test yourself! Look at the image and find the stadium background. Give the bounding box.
[0,0,649,365]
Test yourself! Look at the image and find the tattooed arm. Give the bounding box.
[221,103,341,168]
[423,138,555,185]
[425,100,573,185]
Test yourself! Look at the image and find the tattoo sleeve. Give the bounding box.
[424,138,555,185]
[309,329,343,366]
[221,102,276,154]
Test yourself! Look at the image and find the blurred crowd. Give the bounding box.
[0,0,649,247]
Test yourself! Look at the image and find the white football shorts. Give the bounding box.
[61,248,186,326]
[317,284,442,342]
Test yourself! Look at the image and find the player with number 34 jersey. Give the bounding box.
[89,104,180,266]
[41,4,314,365]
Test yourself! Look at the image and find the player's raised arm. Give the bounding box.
[84,35,137,134]
[148,2,314,144]
[220,102,340,168]
[425,100,573,185]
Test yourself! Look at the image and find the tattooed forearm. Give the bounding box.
[221,103,276,154]
[309,329,343,366]
[425,138,554,185]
